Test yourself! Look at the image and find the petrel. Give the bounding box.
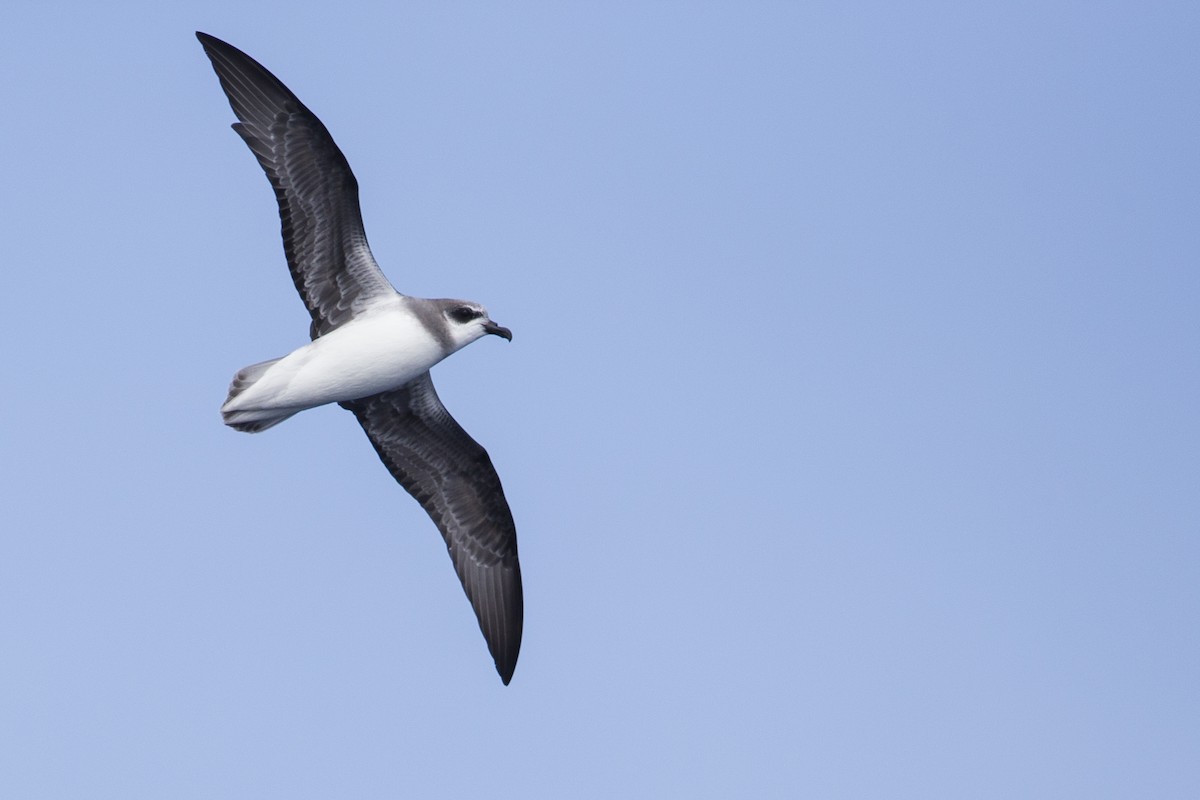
[197,32,522,684]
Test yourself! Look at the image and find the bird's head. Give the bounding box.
[440,300,513,349]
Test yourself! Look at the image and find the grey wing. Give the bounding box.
[341,373,523,684]
[197,32,397,338]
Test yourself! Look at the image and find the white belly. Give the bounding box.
[224,309,445,414]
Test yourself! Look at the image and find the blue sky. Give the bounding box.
[2,2,1197,797]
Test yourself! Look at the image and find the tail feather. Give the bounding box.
[226,357,278,397]
[221,358,298,433]
[222,408,299,433]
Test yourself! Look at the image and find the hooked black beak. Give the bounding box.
[483,320,513,341]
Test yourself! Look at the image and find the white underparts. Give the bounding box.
[221,308,449,431]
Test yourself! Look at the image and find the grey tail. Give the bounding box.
[221,358,298,433]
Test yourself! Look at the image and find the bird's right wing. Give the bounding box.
[197,32,397,338]
[341,373,523,684]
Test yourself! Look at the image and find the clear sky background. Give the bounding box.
[1,2,1197,797]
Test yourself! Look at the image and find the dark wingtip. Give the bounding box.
[195,32,226,62]
[489,628,519,685]
[196,32,237,58]
[496,651,518,685]
[484,568,522,685]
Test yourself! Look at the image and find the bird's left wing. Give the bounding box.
[341,373,524,684]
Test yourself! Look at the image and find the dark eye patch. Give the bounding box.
[449,306,480,323]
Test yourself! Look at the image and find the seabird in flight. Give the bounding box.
[196,32,523,684]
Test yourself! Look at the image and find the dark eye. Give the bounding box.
[449,306,480,324]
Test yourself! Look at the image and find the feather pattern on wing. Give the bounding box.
[197,32,397,338]
[341,373,523,684]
